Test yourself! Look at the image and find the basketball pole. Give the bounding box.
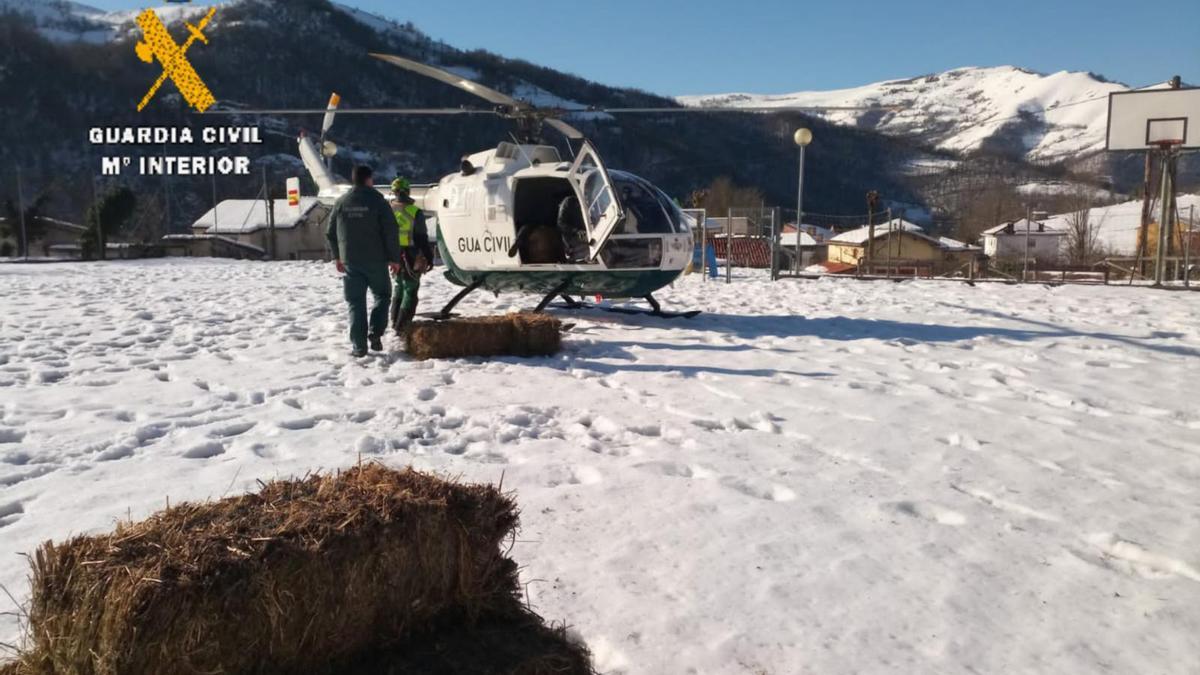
[1153,146,1175,286]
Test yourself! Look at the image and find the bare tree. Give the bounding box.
[691,176,764,216]
[1064,204,1106,264]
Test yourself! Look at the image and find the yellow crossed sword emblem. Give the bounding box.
[134,7,218,113]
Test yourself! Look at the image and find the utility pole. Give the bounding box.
[725,207,732,284]
[885,207,894,277]
[91,172,102,261]
[15,165,27,261]
[865,190,880,276]
[162,142,173,237]
[1185,205,1193,288]
[1136,153,1153,279]
[262,166,276,260]
[1022,204,1032,282]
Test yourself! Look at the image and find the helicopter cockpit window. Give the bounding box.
[610,172,687,235]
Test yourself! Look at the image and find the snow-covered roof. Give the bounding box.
[193,198,323,234]
[830,219,926,245]
[1041,194,1200,256]
[938,236,981,251]
[780,224,833,247]
[162,233,267,255]
[981,218,1067,236]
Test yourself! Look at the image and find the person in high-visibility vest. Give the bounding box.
[389,177,435,334]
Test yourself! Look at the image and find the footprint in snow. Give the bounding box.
[0,500,26,528]
[207,421,257,439]
[635,460,713,479]
[890,500,967,526]
[939,432,984,452]
[182,441,227,459]
[719,476,796,502]
[545,465,603,487]
[0,428,27,444]
[1067,533,1200,583]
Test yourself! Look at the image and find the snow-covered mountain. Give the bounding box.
[0,0,213,42]
[680,66,1151,163]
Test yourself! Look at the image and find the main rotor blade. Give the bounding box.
[203,107,499,116]
[575,105,903,114]
[544,117,585,140]
[370,53,528,109]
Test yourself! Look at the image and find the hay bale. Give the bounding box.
[19,465,527,675]
[405,313,562,360]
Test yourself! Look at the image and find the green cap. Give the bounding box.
[391,177,411,194]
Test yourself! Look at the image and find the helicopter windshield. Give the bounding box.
[610,171,690,235]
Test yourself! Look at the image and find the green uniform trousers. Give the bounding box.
[343,264,392,351]
[390,269,421,334]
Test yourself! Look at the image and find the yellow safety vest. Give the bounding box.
[394,204,419,247]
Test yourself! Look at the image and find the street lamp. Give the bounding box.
[793,128,813,274]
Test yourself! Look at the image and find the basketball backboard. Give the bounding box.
[1106,87,1200,151]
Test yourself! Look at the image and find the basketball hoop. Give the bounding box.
[1106,89,1199,151]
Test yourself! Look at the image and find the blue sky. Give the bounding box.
[91,0,1200,95]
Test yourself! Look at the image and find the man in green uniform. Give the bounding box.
[389,177,435,335]
[325,165,402,357]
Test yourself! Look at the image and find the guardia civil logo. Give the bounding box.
[134,6,219,113]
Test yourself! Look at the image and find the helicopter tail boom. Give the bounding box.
[298,131,339,194]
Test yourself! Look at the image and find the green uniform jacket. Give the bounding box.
[325,186,402,266]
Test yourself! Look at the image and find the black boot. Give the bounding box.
[369,334,384,352]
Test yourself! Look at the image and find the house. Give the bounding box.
[779,224,832,267]
[0,216,88,258]
[168,198,331,260]
[779,223,833,247]
[979,218,1065,263]
[1039,194,1200,257]
[827,219,983,276]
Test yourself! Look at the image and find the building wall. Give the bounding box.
[985,233,1063,263]
[0,220,86,257]
[829,233,943,266]
[830,234,979,275]
[192,205,331,260]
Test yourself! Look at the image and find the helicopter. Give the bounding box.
[215,54,888,318]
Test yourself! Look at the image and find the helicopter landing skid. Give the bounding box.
[426,278,485,320]
[550,294,701,320]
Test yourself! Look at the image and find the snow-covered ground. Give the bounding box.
[2,260,1199,674]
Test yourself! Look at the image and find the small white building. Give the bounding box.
[169,198,331,260]
[980,218,1065,263]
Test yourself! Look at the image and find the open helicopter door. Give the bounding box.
[566,142,626,260]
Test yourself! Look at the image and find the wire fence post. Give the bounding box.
[725,207,732,284]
